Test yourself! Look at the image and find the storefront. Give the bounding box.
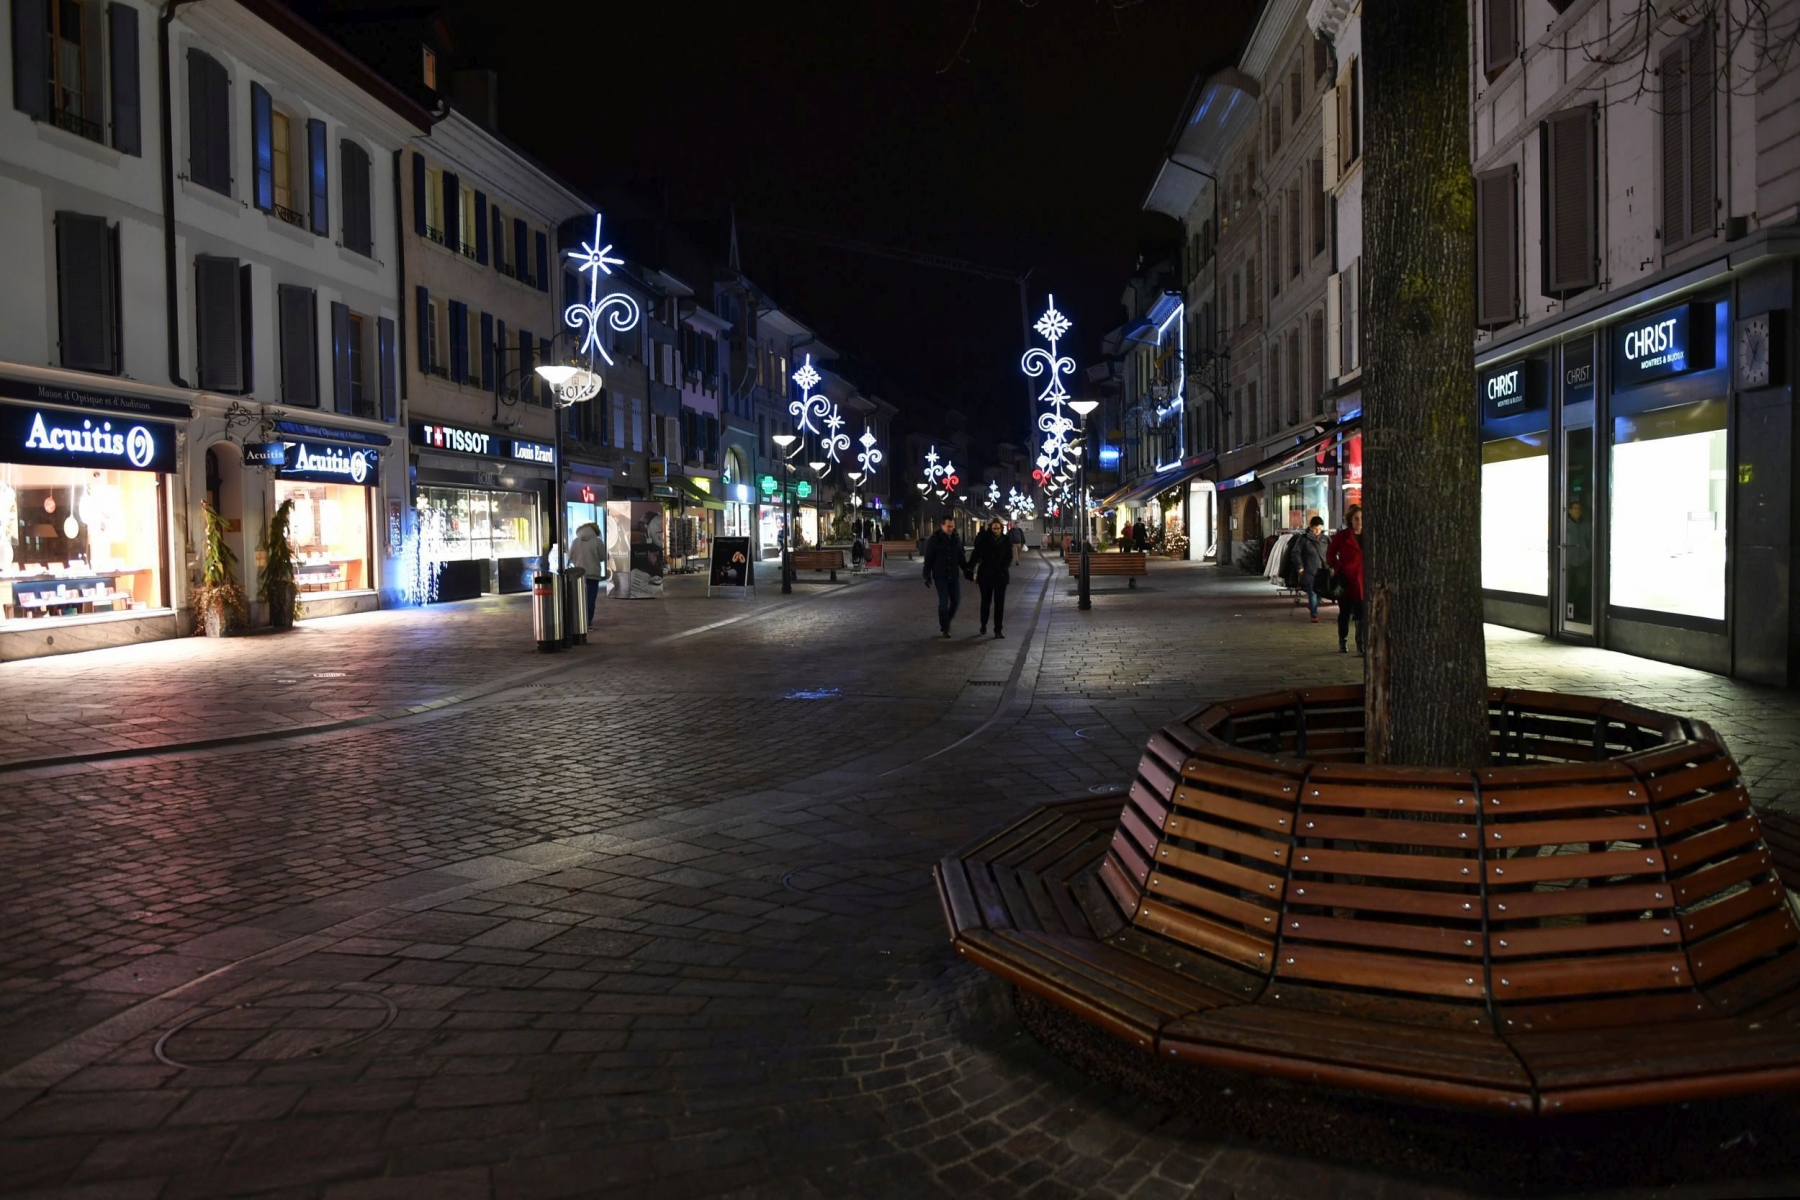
[755,472,814,557]
[272,436,381,607]
[721,450,753,538]
[0,395,180,659]
[564,476,611,579]
[1479,357,1552,630]
[410,420,552,601]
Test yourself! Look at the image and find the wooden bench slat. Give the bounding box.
[1169,785,1296,835]
[1165,815,1291,867]
[1017,868,1071,936]
[1146,870,1283,935]
[1486,846,1665,886]
[1153,841,1286,899]
[1673,846,1775,907]
[935,859,983,936]
[1283,913,1484,959]
[1290,879,1482,920]
[1487,813,1656,849]
[1020,931,1230,1013]
[1655,786,1754,838]
[1135,897,1273,971]
[1491,951,1690,1001]
[991,863,1041,933]
[1073,864,1128,938]
[1490,918,1677,958]
[1110,829,1151,884]
[1664,818,1763,872]
[1680,881,1786,944]
[1689,908,1800,985]
[1299,812,1475,849]
[1277,945,1489,1000]
[1304,784,1476,816]
[956,929,1165,1048]
[1479,781,1643,814]
[1487,880,1671,921]
[966,861,1012,930]
[1299,846,1479,885]
[1127,780,1172,832]
[1646,755,1741,801]
[1100,852,1145,918]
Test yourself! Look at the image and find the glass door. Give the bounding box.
[1559,425,1595,635]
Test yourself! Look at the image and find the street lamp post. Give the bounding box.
[1070,399,1099,611]
[772,433,797,593]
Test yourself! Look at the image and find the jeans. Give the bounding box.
[1338,597,1367,652]
[978,578,1007,633]
[934,574,962,632]
[584,576,601,622]
[1303,573,1320,618]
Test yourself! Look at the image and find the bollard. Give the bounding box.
[532,571,563,653]
[561,566,588,647]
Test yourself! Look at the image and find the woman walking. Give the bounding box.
[1326,505,1366,655]
[971,517,1012,638]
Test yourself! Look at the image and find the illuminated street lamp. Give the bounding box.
[773,433,797,593]
[1070,398,1099,611]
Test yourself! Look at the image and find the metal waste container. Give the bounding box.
[532,571,563,652]
[561,566,588,646]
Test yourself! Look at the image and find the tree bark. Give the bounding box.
[1362,0,1489,768]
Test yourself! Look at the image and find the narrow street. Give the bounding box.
[3,557,1798,1199]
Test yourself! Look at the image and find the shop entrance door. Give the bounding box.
[1558,424,1595,637]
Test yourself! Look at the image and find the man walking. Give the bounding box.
[1007,521,1025,566]
[922,515,969,638]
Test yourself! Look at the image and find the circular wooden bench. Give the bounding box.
[935,685,1800,1114]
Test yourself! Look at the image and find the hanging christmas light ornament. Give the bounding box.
[1022,295,1077,480]
[562,213,640,372]
[856,427,883,477]
[789,355,833,440]
[922,446,947,496]
[986,480,1001,509]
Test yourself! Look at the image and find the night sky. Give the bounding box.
[433,0,1257,449]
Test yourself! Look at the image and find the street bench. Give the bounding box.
[789,549,847,581]
[1064,549,1149,588]
[937,684,1800,1115]
[878,540,917,561]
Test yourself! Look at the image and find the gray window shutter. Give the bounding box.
[1475,166,1518,328]
[480,311,495,391]
[55,212,117,373]
[473,191,488,264]
[13,0,48,121]
[378,316,397,422]
[1687,24,1714,244]
[186,48,211,189]
[278,284,318,407]
[340,141,370,255]
[239,262,255,393]
[411,151,426,235]
[442,171,460,249]
[109,4,140,156]
[206,54,230,191]
[1660,43,1687,250]
[195,255,242,390]
[251,82,273,211]
[447,300,466,383]
[330,301,352,413]
[1543,106,1597,296]
[416,285,430,371]
[1483,0,1517,77]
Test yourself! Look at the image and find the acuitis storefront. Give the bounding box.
[409,419,554,601]
[1477,239,1800,684]
[0,376,184,661]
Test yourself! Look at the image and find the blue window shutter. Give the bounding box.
[411,152,426,235]
[539,336,552,407]
[513,219,528,282]
[378,316,397,421]
[535,232,548,292]
[13,0,48,122]
[480,311,494,391]
[448,300,466,383]
[109,4,141,156]
[442,172,460,249]
[473,191,488,264]
[250,83,272,210]
[415,285,429,372]
[308,118,328,235]
[330,301,352,414]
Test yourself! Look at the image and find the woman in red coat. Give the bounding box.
[1326,504,1365,656]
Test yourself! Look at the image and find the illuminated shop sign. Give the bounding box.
[1563,338,1595,405]
[1479,360,1541,423]
[243,442,286,467]
[0,405,176,473]
[0,377,190,419]
[276,439,378,486]
[412,420,494,457]
[1612,304,1708,385]
[509,439,555,465]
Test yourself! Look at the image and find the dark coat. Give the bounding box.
[1327,528,1365,601]
[1297,530,1328,575]
[923,529,968,581]
[970,529,1012,584]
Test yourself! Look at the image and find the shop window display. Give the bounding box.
[0,465,164,622]
[1481,435,1549,596]
[417,486,541,563]
[1610,399,1727,620]
[275,480,371,593]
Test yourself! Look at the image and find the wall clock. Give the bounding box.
[1736,311,1782,389]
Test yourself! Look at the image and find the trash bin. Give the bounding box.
[561,566,587,647]
[532,571,563,653]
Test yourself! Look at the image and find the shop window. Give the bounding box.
[1,463,165,623]
[416,486,541,564]
[55,211,120,374]
[1610,399,1726,620]
[1481,434,1549,596]
[275,480,370,593]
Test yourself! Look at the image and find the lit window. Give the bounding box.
[424,168,445,242]
[1481,435,1549,596]
[271,111,292,211]
[459,189,477,258]
[421,47,437,92]
[1609,400,1726,619]
[50,0,87,125]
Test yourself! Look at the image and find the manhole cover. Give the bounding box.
[153,982,398,1070]
[781,859,933,905]
[966,680,1004,687]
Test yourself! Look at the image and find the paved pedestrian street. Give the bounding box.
[3,556,1800,1200]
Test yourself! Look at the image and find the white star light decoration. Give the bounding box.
[788,354,832,438]
[986,481,1000,509]
[563,212,641,367]
[856,427,883,477]
[923,446,953,498]
[1022,295,1077,484]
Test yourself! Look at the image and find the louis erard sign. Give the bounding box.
[1479,360,1541,423]
[1612,303,1711,386]
[0,404,178,473]
[276,439,379,486]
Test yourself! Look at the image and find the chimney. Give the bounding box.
[450,67,498,129]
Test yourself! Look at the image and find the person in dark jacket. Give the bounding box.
[1297,516,1329,622]
[922,516,970,637]
[1326,505,1366,654]
[970,517,1012,638]
[1134,520,1151,552]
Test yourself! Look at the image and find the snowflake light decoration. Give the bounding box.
[856,427,883,477]
[922,446,946,497]
[788,354,832,438]
[1022,294,1077,480]
[562,212,641,367]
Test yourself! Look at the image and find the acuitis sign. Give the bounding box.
[276,439,378,486]
[1,405,176,473]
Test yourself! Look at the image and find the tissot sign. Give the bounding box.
[0,404,176,473]
[1479,360,1541,423]
[413,421,495,456]
[275,439,378,486]
[1612,303,1707,385]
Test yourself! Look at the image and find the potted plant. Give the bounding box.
[192,501,247,638]
[259,498,300,631]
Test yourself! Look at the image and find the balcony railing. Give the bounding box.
[272,202,306,229]
[458,240,478,260]
[424,225,446,246]
[51,104,103,143]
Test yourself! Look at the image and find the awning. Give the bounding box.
[1220,417,1362,491]
[671,476,725,510]
[1097,452,1217,509]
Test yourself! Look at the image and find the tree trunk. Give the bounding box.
[1362,0,1489,768]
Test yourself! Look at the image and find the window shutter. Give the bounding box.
[109,4,140,155]
[13,0,48,121]
[1687,24,1715,244]
[415,285,430,371]
[1475,166,1518,328]
[186,50,211,190]
[1543,106,1597,296]
[55,213,117,373]
[411,152,426,235]
[1660,43,1686,248]
[447,300,466,383]
[250,83,273,210]
[535,232,549,292]
[278,284,317,407]
[239,262,255,391]
[307,118,328,236]
[1288,188,1301,277]
[492,208,505,271]
[1483,0,1518,77]
[473,191,488,264]
[1311,157,1326,256]
[518,329,533,403]
[1288,329,1301,422]
[344,142,372,256]
[480,311,494,391]
[378,317,397,422]
[195,255,242,390]
[1310,312,1325,409]
[206,54,229,191]
[513,219,528,282]
[330,301,352,413]
[442,171,460,249]
[539,336,552,404]
[1320,88,1338,189]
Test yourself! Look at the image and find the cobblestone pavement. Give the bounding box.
[3,555,1799,1199]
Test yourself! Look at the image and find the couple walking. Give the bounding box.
[922,516,1010,638]
[1291,505,1366,655]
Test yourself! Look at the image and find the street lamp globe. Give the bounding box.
[536,364,579,387]
[771,433,796,449]
[808,461,826,473]
[1069,398,1098,417]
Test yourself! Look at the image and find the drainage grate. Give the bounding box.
[967,680,1005,687]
